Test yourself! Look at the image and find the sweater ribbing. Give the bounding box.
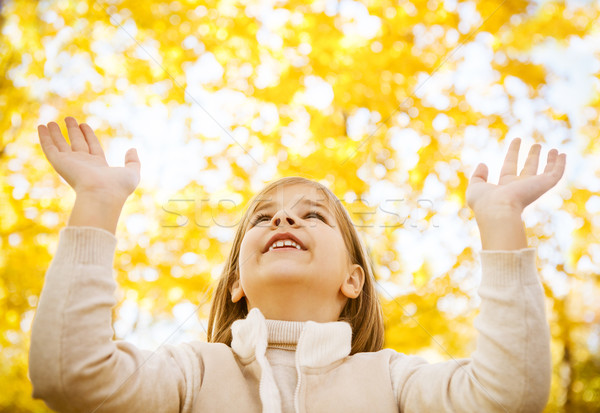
[265,320,305,350]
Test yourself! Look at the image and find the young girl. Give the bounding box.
[30,117,566,413]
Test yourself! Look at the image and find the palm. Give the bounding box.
[466,138,566,215]
[38,117,140,202]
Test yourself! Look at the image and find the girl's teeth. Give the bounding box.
[268,240,302,251]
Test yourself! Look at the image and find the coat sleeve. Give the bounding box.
[390,248,552,413]
[29,226,202,413]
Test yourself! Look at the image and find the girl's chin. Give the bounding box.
[262,269,309,278]
[256,267,316,282]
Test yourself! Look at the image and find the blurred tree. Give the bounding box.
[1,0,598,411]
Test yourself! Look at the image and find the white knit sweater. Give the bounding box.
[29,226,553,413]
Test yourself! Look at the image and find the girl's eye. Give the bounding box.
[250,213,270,226]
[305,211,326,222]
[249,210,326,226]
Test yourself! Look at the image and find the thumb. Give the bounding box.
[124,148,141,172]
[470,163,488,184]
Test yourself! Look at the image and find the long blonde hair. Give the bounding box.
[207,176,384,354]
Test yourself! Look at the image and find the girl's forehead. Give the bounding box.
[253,184,332,210]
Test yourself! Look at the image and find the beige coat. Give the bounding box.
[29,226,552,412]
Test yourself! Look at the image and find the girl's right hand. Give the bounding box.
[38,117,141,203]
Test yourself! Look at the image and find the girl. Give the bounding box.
[30,117,566,412]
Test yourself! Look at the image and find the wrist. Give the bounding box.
[68,194,126,235]
[473,202,523,223]
[476,212,527,250]
[76,189,128,206]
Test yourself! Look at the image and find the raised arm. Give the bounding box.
[392,138,566,412]
[29,119,195,412]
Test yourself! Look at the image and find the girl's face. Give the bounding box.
[232,183,364,322]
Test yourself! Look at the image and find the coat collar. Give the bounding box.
[231,308,352,368]
[231,308,353,413]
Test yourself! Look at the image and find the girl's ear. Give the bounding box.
[230,278,246,303]
[341,264,365,299]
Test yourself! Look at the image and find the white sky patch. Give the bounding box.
[421,173,447,201]
[414,70,453,110]
[358,180,412,229]
[86,94,209,194]
[250,102,280,135]
[256,26,284,50]
[7,53,32,88]
[185,52,225,86]
[181,252,199,265]
[114,298,139,339]
[346,107,372,140]
[412,23,446,51]
[389,127,422,170]
[190,89,255,138]
[259,6,291,30]
[116,300,206,348]
[296,75,334,110]
[437,293,469,318]
[45,52,104,96]
[283,45,310,68]
[280,106,313,155]
[527,34,600,193]
[457,39,510,116]
[532,35,600,130]
[132,37,162,63]
[443,0,458,12]
[542,263,571,298]
[208,223,235,243]
[375,280,415,298]
[197,158,233,194]
[432,113,450,131]
[456,1,481,34]
[336,0,381,39]
[190,101,233,139]
[250,155,279,192]
[2,15,22,47]
[8,174,29,200]
[504,75,529,98]
[453,34,496,92]
[126,214,149,236]
[111,18,139,50]
[254,53,283,89]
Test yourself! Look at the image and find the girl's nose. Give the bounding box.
[271,210,296,227]
[273,217,295,226]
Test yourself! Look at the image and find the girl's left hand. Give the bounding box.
[466,138,567,217]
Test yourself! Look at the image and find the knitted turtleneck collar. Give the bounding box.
[231,308,353,413]
[264,319,305,350]
[231,308,352,368]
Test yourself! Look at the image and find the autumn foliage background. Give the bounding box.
[1,0,599,411]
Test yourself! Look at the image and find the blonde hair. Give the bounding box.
[207,176,384,354]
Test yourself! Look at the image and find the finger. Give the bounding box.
[499,138,521,177]
[549,153,566,181]
[124,148,140,170]
[65,117,90,152]
[80,123,106,157]
[542,149,558,174]
[38,125,60,162]
[469,163,488,184]
[520,143,541,176]
[47,122,72,152]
